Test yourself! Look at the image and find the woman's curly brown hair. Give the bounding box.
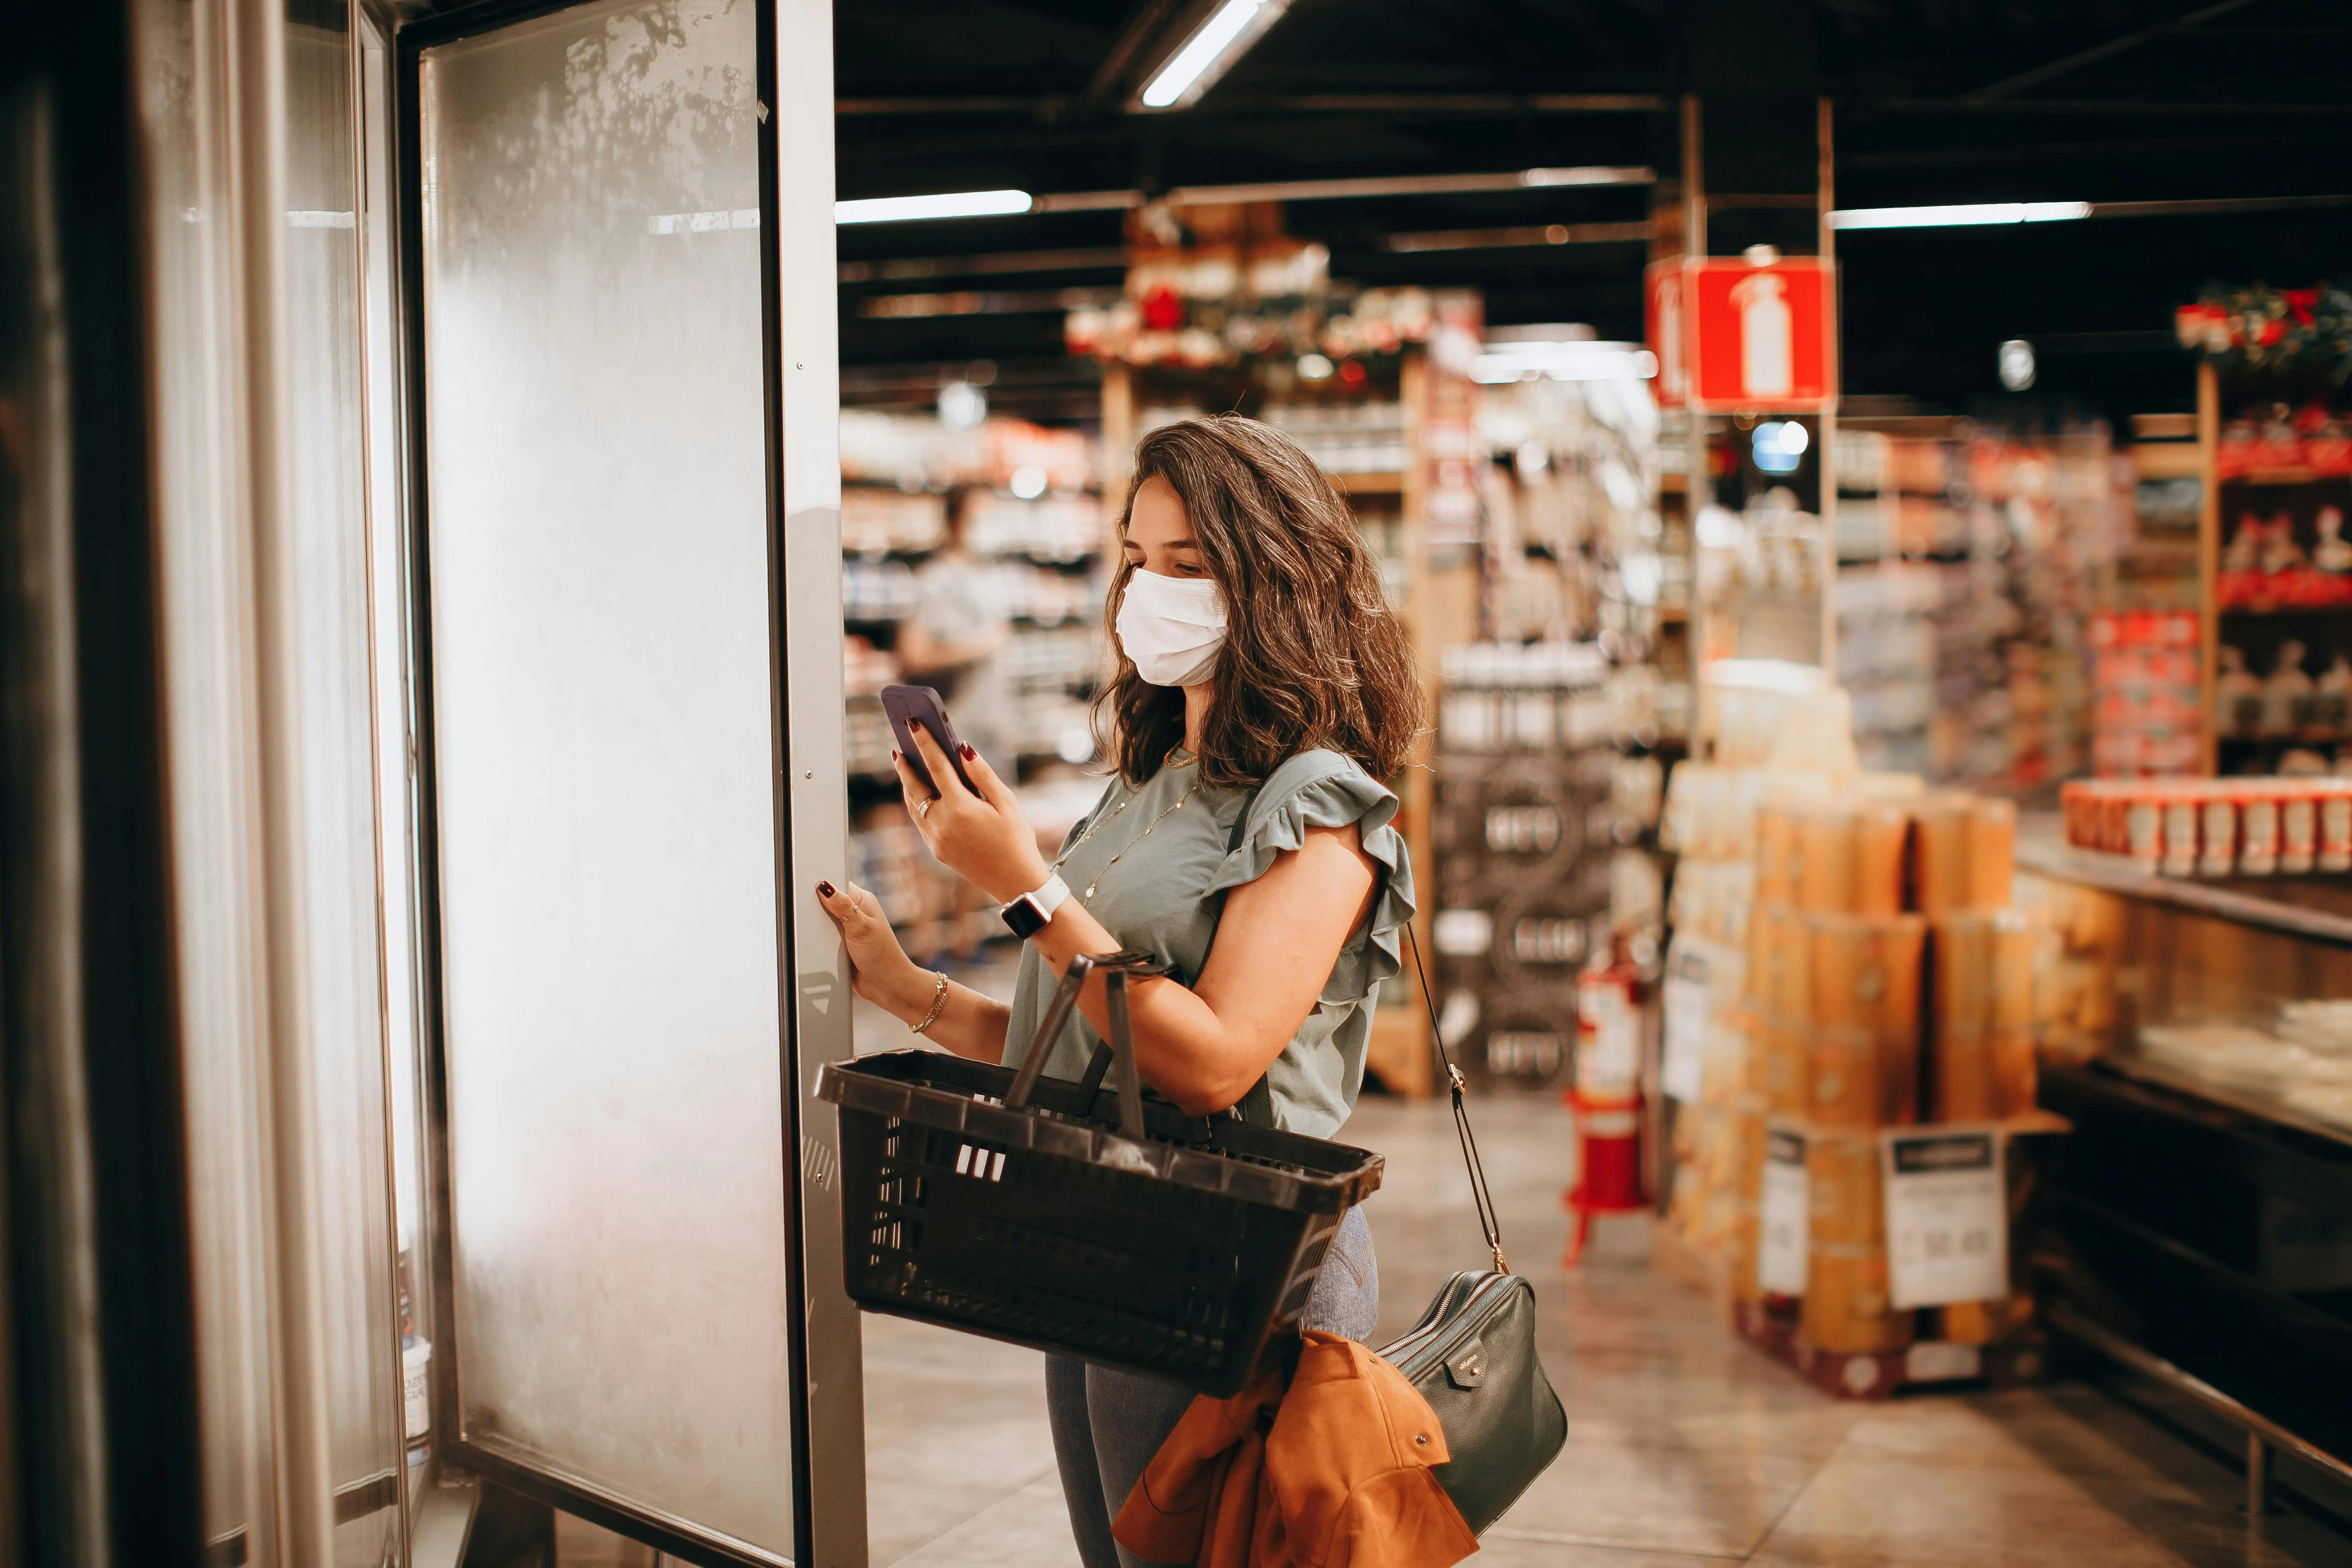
[1094,415,1427,791]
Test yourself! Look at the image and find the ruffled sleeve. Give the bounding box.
[1201,751,1417,1006]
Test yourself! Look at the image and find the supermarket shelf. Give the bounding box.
[2219,467,2347,490]
[2094,1050,2352,1156]
[2048,1303,2352,1517]
[2017,830,2352,950]
[2216,600,2352,618]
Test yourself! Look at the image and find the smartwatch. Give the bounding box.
[1000,873,1072,939]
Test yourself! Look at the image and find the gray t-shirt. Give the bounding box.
[1001,748,1415,1139]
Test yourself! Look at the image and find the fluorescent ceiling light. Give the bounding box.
[1139,0,1292,111]
[835,189,1033,224]
[1827,201,2089,231]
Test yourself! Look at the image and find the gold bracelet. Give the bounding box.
[909,971,949,1036]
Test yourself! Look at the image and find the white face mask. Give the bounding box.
[1115,568,1227,688]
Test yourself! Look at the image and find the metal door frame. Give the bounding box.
[387,1,862,1562]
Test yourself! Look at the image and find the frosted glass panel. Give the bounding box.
[419,0,793,1555]
[137,0,275,1552]
[285,11,408,1562]
[142,1,406,1562]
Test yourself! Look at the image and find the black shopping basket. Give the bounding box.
[815,950,1384,1396]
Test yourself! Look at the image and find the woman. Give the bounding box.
[817,415,1424,1568]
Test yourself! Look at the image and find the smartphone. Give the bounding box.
[879,684,980,798]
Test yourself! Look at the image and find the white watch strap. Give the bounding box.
[1029,873,1071,919]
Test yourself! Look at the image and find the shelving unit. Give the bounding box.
[1816,419,2118,794]
[836,415,1112,943]
[2017,835,2352,1483]
[2197,361,2352,776]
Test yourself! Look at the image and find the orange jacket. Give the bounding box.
[1112,1332,1478,1568]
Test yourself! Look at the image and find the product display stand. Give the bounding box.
[2020,830,2352,1479]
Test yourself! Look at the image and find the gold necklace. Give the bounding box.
[1057,754,1202,901]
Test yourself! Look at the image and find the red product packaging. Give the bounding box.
[2239,784,2281,875]
[2321,784,2352,874]
[2199,795,2239,877]
[2281,781,2319,874]
[2124,788,2162,867]
[2159,785,2200,877]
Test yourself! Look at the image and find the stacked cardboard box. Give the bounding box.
[1746,792,2040,1354]
[1660,661,2051,1363]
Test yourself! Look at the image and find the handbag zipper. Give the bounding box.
[1375,1276,1478,1366]
[1385,1274,1521,1379]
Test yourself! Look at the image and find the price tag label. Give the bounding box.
[1757,1128,1808,1297]
[1882,1130,2006,1310]
[1660,955,1709,1106]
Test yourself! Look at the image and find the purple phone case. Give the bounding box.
[879,684,979,796]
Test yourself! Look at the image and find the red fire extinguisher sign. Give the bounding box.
[1645,256,1837,413]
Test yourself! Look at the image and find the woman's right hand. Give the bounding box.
[815,879,928,1013]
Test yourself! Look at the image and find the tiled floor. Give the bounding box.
[859,1071,2352,1567]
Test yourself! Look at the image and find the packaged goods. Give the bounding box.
[1796,808,1856,914]
[1806,914,1926,1127]
[1964,798,2016,908]
[1805,1132,1883,1246]
[1913,798,1968,915]
[1854,804,1910,917]
[2162,787,2200,876]
[1755,907,1811,1115]
[2061,776,2352,877]
[1802,1245,1914,1354]
[1929,911,2037,1121]
[1913,793,2017,913]
[2240,790,2281,875]
[1785,802,1911,916]
[2325,790,2352,873]
[1755,802,1798,905]
[2199,796,2238,877]
[2283,789,2318,873]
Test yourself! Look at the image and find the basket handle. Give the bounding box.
[1002,950,1168,1141]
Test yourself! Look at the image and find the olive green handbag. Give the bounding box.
[1372,926,1569,1534]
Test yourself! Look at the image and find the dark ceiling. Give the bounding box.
[834,0,2352,423]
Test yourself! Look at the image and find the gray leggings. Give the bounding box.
[1044,1206,1378,1568]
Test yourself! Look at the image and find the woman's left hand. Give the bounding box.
[895,728,1051,903]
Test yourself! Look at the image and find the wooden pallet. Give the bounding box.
[1732,1300,2049,1400]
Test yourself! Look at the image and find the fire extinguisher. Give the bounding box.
[1565,937,1646,1262]
[1574,937,1644,1101]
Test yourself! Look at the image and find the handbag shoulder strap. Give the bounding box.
[1402,922,1510,1274]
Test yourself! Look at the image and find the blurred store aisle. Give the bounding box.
[860,1062,2351,1567]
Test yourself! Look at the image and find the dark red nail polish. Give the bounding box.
[816,880,836,898]
[961,744,977,761]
